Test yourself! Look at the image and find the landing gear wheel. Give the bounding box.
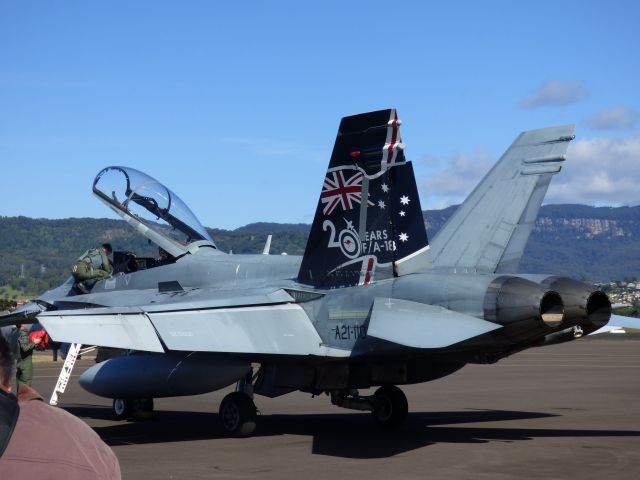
[132,398,154,420]
[372,386,408,429]
[219,392,257,437]
[112,398,133,420]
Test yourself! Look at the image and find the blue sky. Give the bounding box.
[1,1,639,229]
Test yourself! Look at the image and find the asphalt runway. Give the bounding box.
[31,336,640,480]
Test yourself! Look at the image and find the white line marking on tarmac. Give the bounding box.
[518,353,640,357]
[498,364,639,368]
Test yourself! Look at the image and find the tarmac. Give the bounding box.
[30,335,640,480]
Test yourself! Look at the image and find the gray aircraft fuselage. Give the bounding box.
[38,239,608,367]
[0,109,616,435]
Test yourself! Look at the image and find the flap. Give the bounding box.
[148,304,326,355]
[38,310,165,352]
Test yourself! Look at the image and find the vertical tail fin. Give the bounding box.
[430,125,576,273]
[297,109,431,289]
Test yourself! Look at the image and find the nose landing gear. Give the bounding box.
[112,397,154,421]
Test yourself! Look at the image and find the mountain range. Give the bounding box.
[0,204,638,297]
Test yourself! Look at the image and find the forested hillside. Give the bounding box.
[423,204,640,282]
[0,204,638,298]
[519,205,640,281]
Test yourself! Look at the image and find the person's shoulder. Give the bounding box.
[3,396,120,478]
[17,387,109,448]
[17,383,43,401]
[26,398,96,434]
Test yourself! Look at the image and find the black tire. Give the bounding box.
[219,392,257,437]
[371,386,408,429]
[142,398,154,413]
[131,398,155,420]
[112,398,133,421]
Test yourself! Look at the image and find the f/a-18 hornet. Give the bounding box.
[2,109,635,436]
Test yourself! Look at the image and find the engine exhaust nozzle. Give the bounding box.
[540,277,611,333]
[484,276,564,328]
[585,290,612,330]
[540,291,564,328]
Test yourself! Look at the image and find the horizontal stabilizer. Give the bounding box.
[368,298,500,349]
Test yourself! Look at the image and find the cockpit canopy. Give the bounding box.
[93,166,216,257]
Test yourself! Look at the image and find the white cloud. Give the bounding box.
[419,136,640,209]
[421,148,494,208]
[585,107,640,130]
[519,80,587,108]
[546,135,640,206]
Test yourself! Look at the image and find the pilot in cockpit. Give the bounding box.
[71,243,113,294]
[157,247,175,266]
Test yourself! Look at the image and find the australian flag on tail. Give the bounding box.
[297,109,431,289]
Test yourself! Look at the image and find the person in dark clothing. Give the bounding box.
[14,324,40,388]
[72,243,113,293]
[157,247,175,266]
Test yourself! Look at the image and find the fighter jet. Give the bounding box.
[1,109,633,436]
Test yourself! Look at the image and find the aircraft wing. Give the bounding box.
[37,289,350,358]
[38,289,503,357]
[430,125,575,273]
[0,301,47,327]
[589,314,640,335]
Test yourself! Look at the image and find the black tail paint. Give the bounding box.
[297,109,430,289]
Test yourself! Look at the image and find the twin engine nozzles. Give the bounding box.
[483,276,611,342]
[484,276,564,329]
[540,276,611,335]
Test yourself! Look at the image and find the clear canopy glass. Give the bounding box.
[93,166,215,250]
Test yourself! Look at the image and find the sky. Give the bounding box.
[1,1,639,230]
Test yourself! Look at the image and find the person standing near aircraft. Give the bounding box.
[14,323,40,388]
[0,335,121,478]
[72,243,113,293]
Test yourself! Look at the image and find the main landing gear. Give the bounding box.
[331,386,409,429]
[112,398,154,421]
[219,370,258,437]
[215,380,409,437]
[109,384,408,435]
[219,392,257,437]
